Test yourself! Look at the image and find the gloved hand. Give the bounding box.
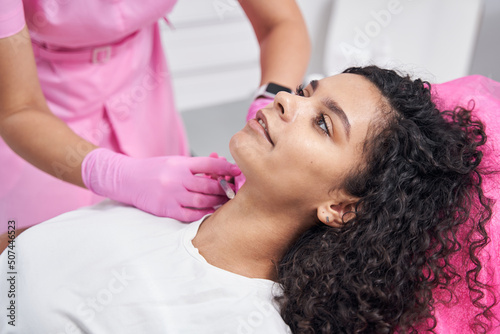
[233,97,274,192]
[246,97,274,121]
[205,152,238,198]
[81,148,241,222]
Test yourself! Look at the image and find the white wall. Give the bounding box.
[300,0,500,83]
[163,0,500,113]
[170,0,500,158]
[321,0,483,83]
[470,0,500,81]
[160,0,259,111]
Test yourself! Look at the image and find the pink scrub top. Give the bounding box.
[0,0,189,233]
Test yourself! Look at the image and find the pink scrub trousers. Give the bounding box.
[0,0,189,234]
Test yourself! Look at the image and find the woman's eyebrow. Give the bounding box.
[310,79,319,91]
[310,80,351,140]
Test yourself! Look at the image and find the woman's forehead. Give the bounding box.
[314,74,384,121]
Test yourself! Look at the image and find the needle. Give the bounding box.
[218,178,235,199]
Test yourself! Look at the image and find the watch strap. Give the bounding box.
[253,82,292,100]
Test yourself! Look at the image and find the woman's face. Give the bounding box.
[230,73,385,216]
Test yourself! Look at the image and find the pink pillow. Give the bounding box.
[422,76,500,333]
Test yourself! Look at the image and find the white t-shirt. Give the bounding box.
[0,201,291,334]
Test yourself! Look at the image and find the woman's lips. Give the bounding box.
[248,111,274,146]
[256,110,274,145]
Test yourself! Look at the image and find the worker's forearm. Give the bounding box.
[0,107,97,187]
[0,26,98,188]
[258,21,311,89]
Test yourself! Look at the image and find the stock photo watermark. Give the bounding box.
[4,220,17,327]
[338,0,413,61]
[51,139,94,180]
[213,0,242,20]
[54,267,135,334]
[224,299,284,334]
[50,63,170,180]
[9,0,70,54]
[28,0,71,31]
[107,65,170,121]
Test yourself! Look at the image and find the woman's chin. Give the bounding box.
[229,131,249,167]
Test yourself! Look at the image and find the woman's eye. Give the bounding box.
[316,113,331,136]
[295,85,305,96]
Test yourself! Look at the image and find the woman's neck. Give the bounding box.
[192,189,315,281]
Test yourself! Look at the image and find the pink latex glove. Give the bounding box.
[81,148,241,222]
[206,152,238,198]
[233,97,274,192]
[234,172,246,192]
[246,97,274,122]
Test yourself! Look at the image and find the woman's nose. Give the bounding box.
[273,91,298,123]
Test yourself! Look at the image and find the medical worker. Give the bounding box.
[0,0,311,235]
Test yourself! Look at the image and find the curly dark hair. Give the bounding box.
[275,66,497,333]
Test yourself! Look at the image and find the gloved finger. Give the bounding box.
[209,152,227,159]
[206,152,229,179]
[247,97,274,121]
[209,152,229,162]
[188,157,241,177]
[183,175,226,195]
[179,192,229,210]
[175,207,216,223]
[234,173,246,192]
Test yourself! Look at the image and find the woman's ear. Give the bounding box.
[317,195,358,227]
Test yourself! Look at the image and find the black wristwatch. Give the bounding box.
[253,82,292,100]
